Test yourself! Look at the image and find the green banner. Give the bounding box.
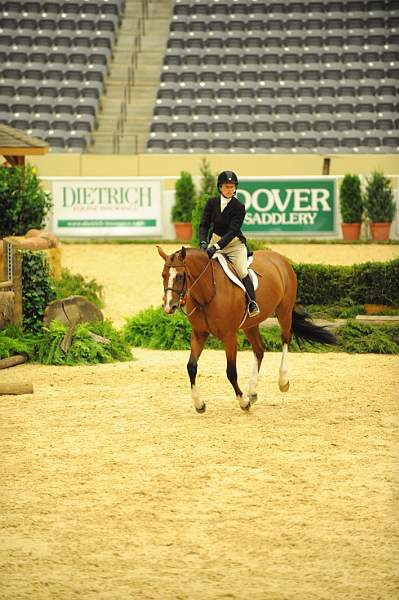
[237,179,336,234]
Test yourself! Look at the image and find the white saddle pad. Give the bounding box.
[214,254,258,291]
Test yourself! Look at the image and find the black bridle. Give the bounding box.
[164,257,216,325]
[163,264,188,305]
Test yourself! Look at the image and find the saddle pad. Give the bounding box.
[214,253,258,291]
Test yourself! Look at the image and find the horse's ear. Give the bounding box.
[157,245,168,262]
[179,246,186,260]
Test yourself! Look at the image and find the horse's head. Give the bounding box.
[157,246,188,314]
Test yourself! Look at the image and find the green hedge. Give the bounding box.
[294,258,399,306]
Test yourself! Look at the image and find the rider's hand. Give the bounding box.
[207,245,217,259]
[199,241,208,251]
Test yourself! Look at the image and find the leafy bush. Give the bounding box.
[0,165,52,237]
[21,250,56,332]
[338,320,399,354]
[364,170,396,223]
[172,171,196,223]
[0,325,35,359]
[339,174,364,223]
[0,320,132,364]
[54,268,104,308]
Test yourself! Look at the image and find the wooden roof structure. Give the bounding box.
[0,124,49,166]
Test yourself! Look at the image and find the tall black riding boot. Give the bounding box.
[242,275,260,317]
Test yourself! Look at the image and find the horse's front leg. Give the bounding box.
[187,329,209,413]
[224,334,250,411]
[243,325,265,403]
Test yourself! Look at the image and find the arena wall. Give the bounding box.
[29,154,399,186]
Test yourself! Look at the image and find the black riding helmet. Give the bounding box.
[217,170,238,190]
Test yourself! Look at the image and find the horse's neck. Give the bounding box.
[186,256,214,301]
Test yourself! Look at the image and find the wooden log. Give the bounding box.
[0,383,33,395]
[0,355,27,369]
[355,315,399,323]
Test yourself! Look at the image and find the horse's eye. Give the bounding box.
[176,274,183,282]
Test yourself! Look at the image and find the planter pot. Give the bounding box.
[370,222,391,242]
[341,222,361,241]
[174,222,192,242]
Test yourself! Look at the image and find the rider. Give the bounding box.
[198,170,260,318]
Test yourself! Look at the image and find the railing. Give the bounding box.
[113,0,149,154]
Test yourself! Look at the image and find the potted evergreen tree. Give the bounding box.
[339,174,364,241]
[172,171,196,241]
[191,158,218,247]
[364,170,396,241]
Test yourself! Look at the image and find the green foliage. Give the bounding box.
[123,307,399,354]
[350,259,399,305]
[1,320,132,365]
[247,239,267,252]
[172,171,196,223]
[54,268,104,308]
[339,174,364,223]
[123,306,191,350]
[338,320,399,354]
[191,158,218,247]
[21,250,56,333]
[364,170,396,223]
[0,325,35,359]
[294,262,352,305]
[293,258,399,306]
[0,165,52,237]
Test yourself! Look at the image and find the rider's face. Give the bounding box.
[220,183,236,198]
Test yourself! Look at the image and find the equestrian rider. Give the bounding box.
[198,170,260,318]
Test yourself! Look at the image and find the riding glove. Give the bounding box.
[207,245,217,259]
[199,241,208,251]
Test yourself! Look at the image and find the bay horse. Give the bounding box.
[157,246,336,413]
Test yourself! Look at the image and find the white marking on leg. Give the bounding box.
[191,385,204,411]
[279,343,289,392]
[248,352,259,398]
[238,395,250,409]
[165,267,176,312]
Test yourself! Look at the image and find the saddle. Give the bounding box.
[213,253,259,292]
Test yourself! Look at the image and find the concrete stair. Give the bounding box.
[89,0,172,154]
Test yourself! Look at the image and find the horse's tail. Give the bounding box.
[291,306,338,346]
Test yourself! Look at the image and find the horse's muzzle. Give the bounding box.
[164,301,178,314]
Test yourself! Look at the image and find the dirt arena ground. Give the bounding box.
[1,243,399,600]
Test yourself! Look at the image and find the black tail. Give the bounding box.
[292,306,337,347]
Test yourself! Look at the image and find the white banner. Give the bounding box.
[50,178,162,237]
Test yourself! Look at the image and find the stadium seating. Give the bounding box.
[0,0,125,151]
[147,0,398,153]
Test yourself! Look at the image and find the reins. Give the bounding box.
[184,259,216,326]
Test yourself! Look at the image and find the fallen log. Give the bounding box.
[0,355,27,369]
[0,383,34,395]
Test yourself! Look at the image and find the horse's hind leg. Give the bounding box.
[243,325,264,403]
[187,329,209,413]
[275,302,293,392]
[224,334,249,411]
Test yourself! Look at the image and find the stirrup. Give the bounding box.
[248,301,260,317]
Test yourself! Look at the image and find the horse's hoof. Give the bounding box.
[249,393,258,404]
[279,381,290,392]
[240,400,251,412]
[195,404,206,414]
